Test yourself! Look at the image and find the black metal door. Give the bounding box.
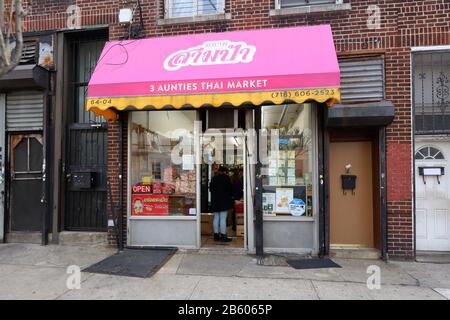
[64,36,108,232]
[9,134,44,231]
[64,123,107,231]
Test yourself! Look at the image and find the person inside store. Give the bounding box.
[210,165,234,242]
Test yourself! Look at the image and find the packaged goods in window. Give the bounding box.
[287,176,296,186]
[184,197,196,215]
[163,167,177,182]
[141,176,152,185]
[269,176,278,186]
[132,194,169,216]
[287,150,296,159]
[307,196,313,217]
[268,167,277,176]
[287,160,296,168]
[180,171,195,181]
[152,182,162,194]
[176,180,195,194]
[162,184,175,194]
[169,196,185,215]
[269,159,277,168]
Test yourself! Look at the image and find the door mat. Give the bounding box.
[287,258,341,270]
[84,247,177,278]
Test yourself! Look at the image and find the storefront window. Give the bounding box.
[130,111,197,217]
[261,104,314,218]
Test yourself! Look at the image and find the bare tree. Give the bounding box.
[0,0,24,78]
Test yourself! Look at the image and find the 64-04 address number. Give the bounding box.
[222,304,272,315]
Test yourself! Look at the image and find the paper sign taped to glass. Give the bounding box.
[132,194,169,216]
[289,198,306,217]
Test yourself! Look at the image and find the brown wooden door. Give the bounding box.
[329,141,374,248]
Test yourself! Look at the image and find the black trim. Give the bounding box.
[379,127,388,260]
[0,65,50,92]
[326,101,395,128]
[254,108,264,257]
[318,105,329,257]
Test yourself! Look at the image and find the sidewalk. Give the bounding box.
[0,243,449,300]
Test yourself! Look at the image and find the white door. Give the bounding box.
[0,94,5,242]
[415,141,450,251]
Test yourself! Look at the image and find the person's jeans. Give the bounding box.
[213,210,228,234]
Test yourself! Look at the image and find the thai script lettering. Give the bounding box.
[164,40,256,71]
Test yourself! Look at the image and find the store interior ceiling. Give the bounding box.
[262,104,304,129]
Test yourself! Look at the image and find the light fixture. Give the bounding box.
[119,8,133,24]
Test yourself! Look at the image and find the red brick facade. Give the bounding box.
[21,0,450,258]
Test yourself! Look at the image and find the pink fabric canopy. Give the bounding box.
[87,25,340,98]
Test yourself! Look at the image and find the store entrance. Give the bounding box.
[200,131,246,249]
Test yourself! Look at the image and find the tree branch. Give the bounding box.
[0,0,24,78]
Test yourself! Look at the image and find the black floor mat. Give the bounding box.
[287,258,341,270]
[84,248,177,278]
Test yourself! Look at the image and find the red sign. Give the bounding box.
[132,184,152,194]
[132,194,169,216]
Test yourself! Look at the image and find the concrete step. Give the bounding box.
[416,251,450,264]
[58,231,108,246]
[6,232,47,244]
[329,247,381,260]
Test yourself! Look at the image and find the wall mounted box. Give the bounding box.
[418,167,445,176]
[71,172,94,189]
[341,175,357,190]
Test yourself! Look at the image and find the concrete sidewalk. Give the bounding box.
[0,243,449,300]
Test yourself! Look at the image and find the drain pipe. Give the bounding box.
[41,71,53,246]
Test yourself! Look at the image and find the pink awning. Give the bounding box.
[87,25,340,120]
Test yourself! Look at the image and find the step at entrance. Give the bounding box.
[329,247,380,260]
[58,231,108,246]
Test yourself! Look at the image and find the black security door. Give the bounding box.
[64,36,108,231]
[9,134,44,231]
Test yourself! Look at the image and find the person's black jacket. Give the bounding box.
[210,173,234,212]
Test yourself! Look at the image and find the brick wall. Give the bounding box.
[106,114,128,245]
[22,0,450,258]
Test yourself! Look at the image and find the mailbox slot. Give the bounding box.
[418,167,444,184]
[341,175,357,195]
[71,172,94,189]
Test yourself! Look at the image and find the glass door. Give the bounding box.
[199,129,247,249]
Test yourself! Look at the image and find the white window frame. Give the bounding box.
[165,0,225,19]
[275,0,340,10]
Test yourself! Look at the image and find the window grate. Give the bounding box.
[413,51,450,135]
[338,56,385,103]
